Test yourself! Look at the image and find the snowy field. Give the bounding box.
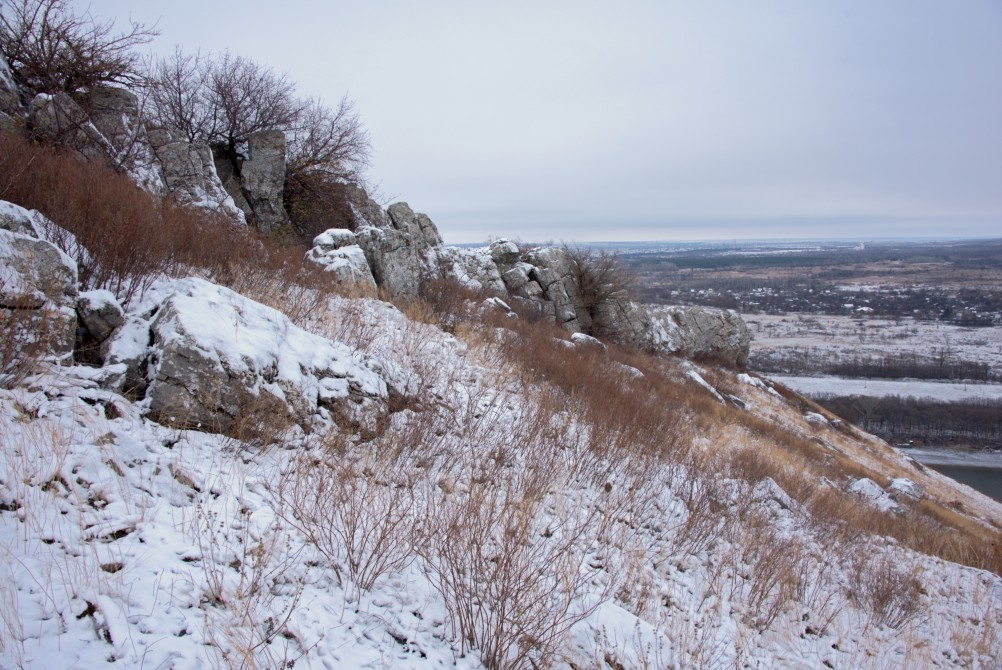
[746,313,1002,371]
[768,375,1002,402]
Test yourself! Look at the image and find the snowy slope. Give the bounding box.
[2,283,1001,669]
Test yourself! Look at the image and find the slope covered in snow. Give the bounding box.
[2,273,1001,669]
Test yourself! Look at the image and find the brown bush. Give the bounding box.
[0,133,264,305]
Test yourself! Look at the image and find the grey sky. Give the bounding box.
[78,1,1002,243]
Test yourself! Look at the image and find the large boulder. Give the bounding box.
[626,304,752,367]
[0,206,79,374]
[101,277,391,434]
[306,229,377,292]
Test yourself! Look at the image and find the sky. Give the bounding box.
[73,1,1002,243]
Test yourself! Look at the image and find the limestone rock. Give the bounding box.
[343,183,390,229]
[356,202,445,300]
[82,87,141,157]
[77,289,124,343]
[489,240,521,271]
[28,92,114,162]
[0,226,78,370]
[387,202,444,246]
[0,55,22,117]
[525,247,586,331]
[571,332,607,353]
[149,131,245,223]
[0,201,45,238]
[103,277,391,434]
[629,304,752,367]
[220,130,290,233]
[436,246,507,294]
[306,229,376,291]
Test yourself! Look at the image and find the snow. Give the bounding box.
[1,282,1000,669]
[849,477,900,513]
[769,375,1002,402]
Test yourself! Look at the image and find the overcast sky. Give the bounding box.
[78,0,1002,243]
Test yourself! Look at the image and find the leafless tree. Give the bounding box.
[0,0,157,98]
[204,52,305,159]
[142,47,213,144]
[145,49,372,238]
[287,95,370,180]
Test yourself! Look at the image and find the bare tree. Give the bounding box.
[287,95,370,180]
[204,52,305,160]
[145,49,372,238]
[0,0,157,97]
[142,47,213,144]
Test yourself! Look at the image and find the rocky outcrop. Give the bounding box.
[306,229,376,291]
[28,92,114,162]
[343,183,390,229]
[102,277,392,434]
[630,304,751,367]
[81,87,144,160]
[0,204,78,370]
[147,129,245,222]
[356,202,445,301]
[215,130,290,233]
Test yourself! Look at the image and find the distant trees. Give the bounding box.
[0,0,157,98]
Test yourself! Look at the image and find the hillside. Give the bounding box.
[1,25,1002,670]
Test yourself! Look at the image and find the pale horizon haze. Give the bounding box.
[71,1,1002,244]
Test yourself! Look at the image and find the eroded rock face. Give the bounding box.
[28,92,114,162]
[631,304,752,367]
[102,277,391,434]
[356,202,445,301]
[148,129,245,222]
[0,217,78,370]
[215,131,290,233]
[0,55,22,125]
[343,183,390,229]
[306,229,377,291]
[524,247,586,332]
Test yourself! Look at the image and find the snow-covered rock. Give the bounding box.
[0,200,45,238]
[76,289,123,344]
[306,228,377,290]
[102,277,392,434]
[147,129,245,222]
[0,226,78,368]
[849,477,901,513]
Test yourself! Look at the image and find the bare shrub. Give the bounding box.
[192,496,305,669]
[0,305,53,389]
[850,553,925,631]
[418,464,618,670]
[277,434,417,599]
[734,518,803,632]
[0,132,258,305]
[564,244,634,338]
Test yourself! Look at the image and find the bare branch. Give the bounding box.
[0,0,157,96]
